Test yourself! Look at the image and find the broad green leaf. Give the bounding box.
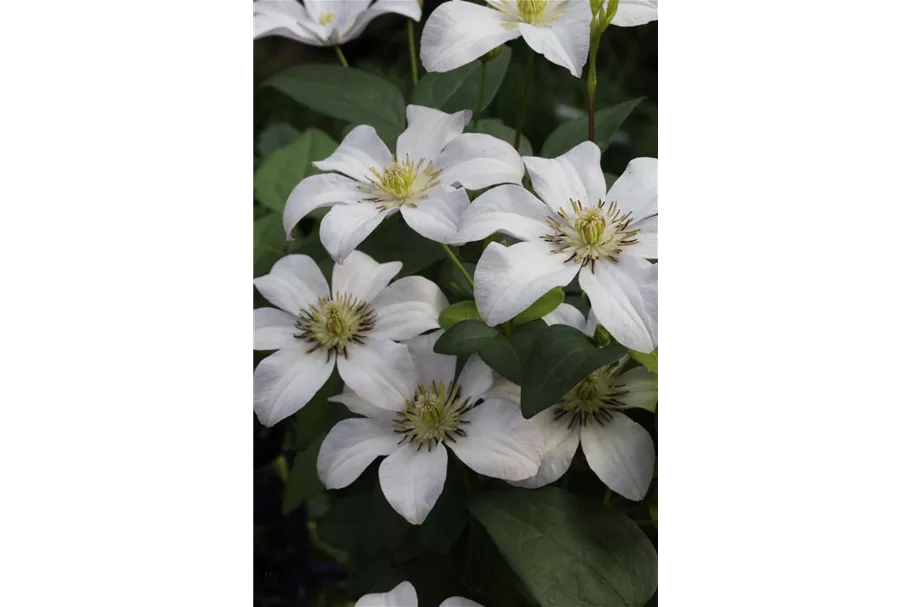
[466,118,533,156]
[281,434,325,515]
[512,287,565,325]
[479,337,522,384]
[629,348,658,374]
[434,320,500,356]
[253,212,286,277]
[521,325,627,417]
[468,487,658,607]
[439,300,481,329]
[411,47,511,114]
[257,122,300,158]
[254,129,337,213]
[264,64,406,145]
[541,97,644,158]
[505,319,548,364]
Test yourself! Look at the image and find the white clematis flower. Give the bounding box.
[254,0,422,47]
[356,580,483,607]
[458,141,657,352]
[284,105,525,262]
[606,0,658,27]
[317,331,543,524]
[253,251,448,426]
[421,0,593,77]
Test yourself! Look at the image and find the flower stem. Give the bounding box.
[603,487,612,505]
[586,34,599,142]
[441,244,474,288]
[407,20,419,86]
[513,46,536,149]
[473,60,488,128]
[334,45,349,68]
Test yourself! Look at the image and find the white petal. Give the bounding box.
[524,141,606,213]
[624,215,657,259]
[580,255,657,352]
[379,444,448,524]
[615,366,658,412]
[580,412,654,501]
[510,405,581,489]
[456,354,494,404]
[437,133,525,190]
[283,174,366,238]
[253,343,335,427]
[542,303,587,333]
[401,187,469,245]
[474,241,579,326]
[337,337,417,411]
[585,308,600,337]
[253,254,330,315]
[253,307,299,351]
[320,202,393,263]
[483,374,521,407]
[612,0,658,27]
[312,125,392,183]
[328,388,398,421]
[397,106,471,164]
[317,417,399,489]
[405,330,457,388]
[440,598,484,607]
[331,250,402,303]
[254,1,322,44]
[341,0,419,42]
[518,2,591,78]
[457,184,551,243]
[371,276,448,341]
[420,0,521,73]
[355,581,419,607]
[449,399,543,481]
[605,157,657,223]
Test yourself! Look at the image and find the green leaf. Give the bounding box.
[467,487,658,607]
[479,337,523,384]
[466,118,533,156]
[438,300,481,330]
[541,97,644,158]
[433,320,500,356]
[628,348,658,374]
[505,319,548,364]
[512,287,564,325]
[257,122,300,158]
[604,172,619,190]
[265,64,405,145]
[520,325,627,417]
[254,129,337,213]
[253,212,286,277]
[411,47,511,114]
[281,435,325,515]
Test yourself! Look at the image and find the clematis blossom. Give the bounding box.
[605,0,658,27]
[356,581,483,607]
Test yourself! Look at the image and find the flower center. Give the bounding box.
[319,11,335,25]
[360,154,443,211]
[393,381,472,451]
[517,0,548,23]
[541,199,640,271]
[294,293,377,359]
[553,365,631,428]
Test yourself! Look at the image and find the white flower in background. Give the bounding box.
[458,141,657,352]
[605,0,658,27]
[356,580,483,607]
[317,331,543,524]
[284,105,525,262]
[253,251,447,426]
[254,0,422,47]
[421,0,593,77]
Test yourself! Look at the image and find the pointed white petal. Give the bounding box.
[405,331,457,388]
[437,133,525,190]
[605,157,657,223]
[355,581,419,607]
[331,250,402,303]
[320,202,393,263]
[312,125,392,183]
[542,303,587,333]
[371,276,448,341]
[510,405,581,488]
[253,307,298,351]
[585,308,600,337]
[517,2,591,78]
[283,174,366,238]
[580,255,657,352]
[612,0,658,27]
[524,141,606,213]
[328,389,398,421]
[317,417,399,489]
[254,1,322,44]
[615,366,658,412]
[440,598,484,607]
[449,399,543,481]
[483,374,521,407]
[580,412,654,501]
[337,337,417,411]
[457,184,550,243]
[456,354,494,404]
[421,1,521,73]
[397,106,471,164]
[474,241,579,326]
[379,444,448,524]
[401,186,469,245]
[253,254,330,315]
[623,215,657,259]
[253,343,335,427]
[341,0,418,43]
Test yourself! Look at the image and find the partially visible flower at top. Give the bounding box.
[317,331,543,524]
[457,141,657,352]
[356,580,483,607]
[254,0,422,47]
[284,105,525,262]
[603,0,657,27]
[421,0,593,77]
[253,251,447,426]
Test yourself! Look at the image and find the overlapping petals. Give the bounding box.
[355,581,484,607]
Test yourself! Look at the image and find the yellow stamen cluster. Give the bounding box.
[294,293,377,359]
[489,0,569,27]
[361,154,442,211]
[542,199,640,271]
[553,365,630,428]
[393,381,472,451]
[517,0,548,23]
[319,12,335,25]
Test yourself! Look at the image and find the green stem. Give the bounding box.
[334,45,349,68]
[586,35,599,142]
[407,20,419,86]
[603,487,612,505]
[441,244,474,288]
[513,46,536,149]
[473,60,488,128]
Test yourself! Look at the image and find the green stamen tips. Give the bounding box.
[554,365,628,428]
[394,381,472,451]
